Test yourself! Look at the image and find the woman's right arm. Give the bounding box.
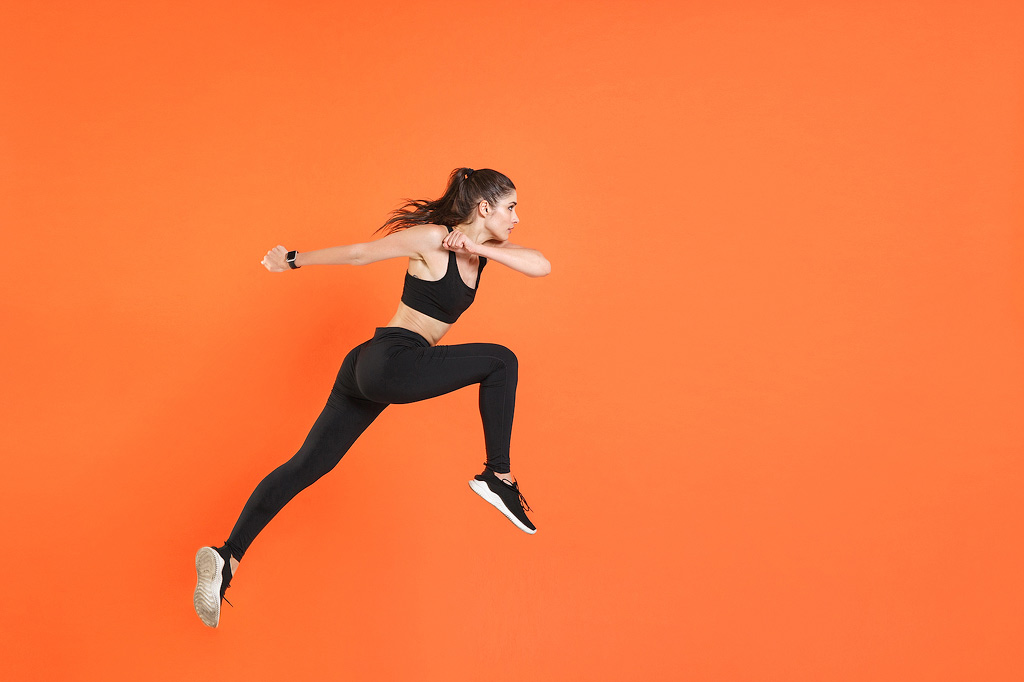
[263,225,440,271]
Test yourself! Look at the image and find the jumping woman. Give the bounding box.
[193,167,549,628]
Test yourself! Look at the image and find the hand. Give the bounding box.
[261,245,290,272]
[441,228,479,255]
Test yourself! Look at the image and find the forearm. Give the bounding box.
[474,243,551,277]
[294,243,362,267]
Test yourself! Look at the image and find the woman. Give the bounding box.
[194,167,550,628]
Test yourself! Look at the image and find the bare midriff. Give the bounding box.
[384,301,452,347]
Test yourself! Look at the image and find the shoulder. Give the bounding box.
[415,224,452,235]
[390,223,450,250]
[414,223,453,243]
[358,223,447,265]
[405,223,449,236]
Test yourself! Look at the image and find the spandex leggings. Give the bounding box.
[223,326,518,560]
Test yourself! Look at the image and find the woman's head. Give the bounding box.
[375,167,517,236]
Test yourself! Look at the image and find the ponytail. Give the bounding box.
[373,167,516,235]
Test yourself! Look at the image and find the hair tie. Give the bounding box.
[464,168,475,179]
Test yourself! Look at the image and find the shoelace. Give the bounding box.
[502,478,532,512]
[221,580,234,608]
[221,563,234,608]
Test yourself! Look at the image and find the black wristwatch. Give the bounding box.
[286,251,300,269]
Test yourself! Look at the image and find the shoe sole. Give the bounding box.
[194,547,224,628]
[468,479,537,534]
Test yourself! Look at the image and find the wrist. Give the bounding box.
[287,251,301,269]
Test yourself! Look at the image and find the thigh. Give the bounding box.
[331,337,375,400]
[379,342,517,404]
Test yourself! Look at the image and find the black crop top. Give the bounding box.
[400,226,487,324]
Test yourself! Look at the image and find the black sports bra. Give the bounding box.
[400,226,487,324]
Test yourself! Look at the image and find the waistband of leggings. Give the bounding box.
[372,326,430,347]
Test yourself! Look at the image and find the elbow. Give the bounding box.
[534,259,551,277]
[348,244,366,266]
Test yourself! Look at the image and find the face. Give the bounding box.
[484,191,519,241]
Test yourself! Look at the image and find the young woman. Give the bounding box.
[194,167,549,628]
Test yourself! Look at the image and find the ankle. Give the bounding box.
[214,545,241,577]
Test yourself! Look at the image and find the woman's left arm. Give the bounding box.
[473,242,552,277]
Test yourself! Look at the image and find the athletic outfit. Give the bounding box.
[194,226,535,628]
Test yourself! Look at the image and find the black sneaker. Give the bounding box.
[194,546,233,628]
[468,469,537,534]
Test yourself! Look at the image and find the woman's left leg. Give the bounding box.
[355,332,518,474]
[361,335,535,534]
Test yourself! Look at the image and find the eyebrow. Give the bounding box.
[509,201,517,206]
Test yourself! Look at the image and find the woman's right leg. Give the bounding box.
[222,340,389,562]
[197,340,388,626]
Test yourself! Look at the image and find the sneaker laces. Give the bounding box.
[502,478,532,512]
[220,561,234,608]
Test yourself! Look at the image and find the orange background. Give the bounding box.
[2,1,1022,680]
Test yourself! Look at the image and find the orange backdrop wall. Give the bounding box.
[2,1,1022,680]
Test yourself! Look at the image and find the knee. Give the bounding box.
[493,345,518,376]
[278,447,337,489]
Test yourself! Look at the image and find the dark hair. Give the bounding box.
[373,167,516,235]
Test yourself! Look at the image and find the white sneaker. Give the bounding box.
[193,546,232,627]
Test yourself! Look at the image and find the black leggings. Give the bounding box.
[224,327,518,560]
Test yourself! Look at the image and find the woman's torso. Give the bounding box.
[384,225,484,346]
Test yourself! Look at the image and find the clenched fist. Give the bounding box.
[261,245,290,272]
[442,228,479,255]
